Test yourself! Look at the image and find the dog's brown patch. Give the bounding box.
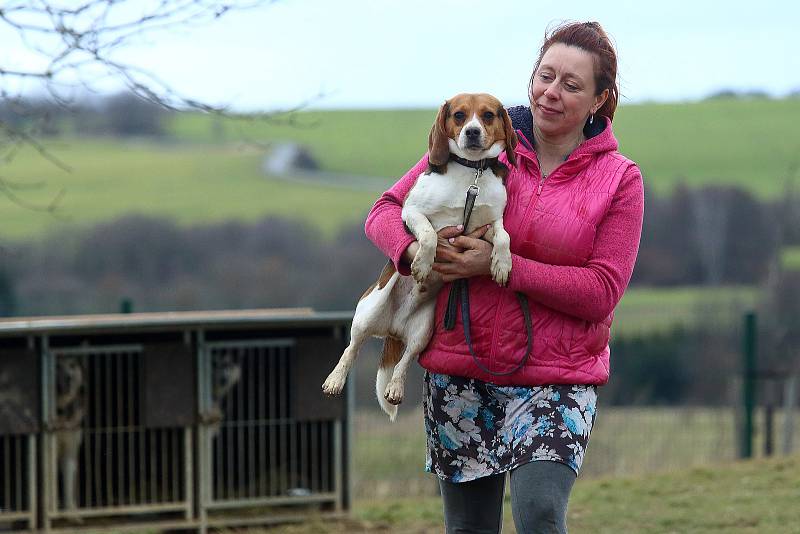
[379,336,405,369]
[359,260,397,301]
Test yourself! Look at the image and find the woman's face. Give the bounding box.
[531,43,607,138]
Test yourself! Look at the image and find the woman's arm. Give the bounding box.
[506,165,644,322]
[364,155,429,275]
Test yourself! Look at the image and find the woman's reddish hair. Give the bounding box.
[529,21,620,122]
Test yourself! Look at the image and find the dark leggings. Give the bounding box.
[438,460,576,534]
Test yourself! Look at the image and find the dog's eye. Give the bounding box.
[482,111,495,121]
[453,111,466,121]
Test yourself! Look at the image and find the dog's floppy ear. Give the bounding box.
[499,106,518,168]
[428,100,450,170]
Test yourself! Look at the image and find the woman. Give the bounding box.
[365,21,644,533]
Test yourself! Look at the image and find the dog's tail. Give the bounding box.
[376,336,405,422]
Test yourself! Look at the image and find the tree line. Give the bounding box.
[3,181,795,317]
[0,93,169,138]
[0,183,798,405]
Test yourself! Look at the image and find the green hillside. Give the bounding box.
[0,97,797,241]
[172,97,800,195]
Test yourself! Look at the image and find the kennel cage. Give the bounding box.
[41,341,192,531]
[0,309,352,533]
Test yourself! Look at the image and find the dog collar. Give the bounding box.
[449,154,498,171]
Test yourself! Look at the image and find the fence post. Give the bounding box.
[740,312,757,459]
[783,375,797,455]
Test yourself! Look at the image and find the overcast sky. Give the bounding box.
[7,0,800,111]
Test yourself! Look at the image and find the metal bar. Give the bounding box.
[197,331,209,513]
[333,421,342,511]
[83,428,91,510]
[184,428,192,519]
[0,511,32,521]
[226,357,235,499]
[237,348,246,499]
[52,344,144,356]
[311,421,318,493]
[92,355,102,507]
[214,413,222,501]
[300,423,308,491]
[321,423,329,492]
[49,501,188,518]
[3,436,11,510]
[105,355,113,507]
[42,336,53,429]
[258,346,267,497]
[741,311,757,459]
[171,429,178,502]
[128,353,137,505]
[40,336,54,531]
[158,431,166,502]
[247,348,256,498]
[138,429,146,503]
[150,431,157,504]
[784,375,797,455]
[28,434,38,529]
[15,435,23,511]
[269,348,277,497]
[46,518,203,534]
[204,339,296,350]
[280,349,288,495]
[116,354,124,506]
[202,493,339,510]
[289,348,297,492]
[765,403,775,456]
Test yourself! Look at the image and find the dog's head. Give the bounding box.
[212,353,242,401]
[428,93,518,176]
[56,357,84,399]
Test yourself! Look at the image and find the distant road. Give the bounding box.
[271,170,396,192]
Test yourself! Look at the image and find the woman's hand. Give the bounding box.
[402,225,491,279]
[432,225,492,282]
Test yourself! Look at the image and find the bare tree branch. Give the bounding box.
[0,0,306,212]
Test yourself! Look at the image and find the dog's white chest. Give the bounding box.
[403,166,506,231]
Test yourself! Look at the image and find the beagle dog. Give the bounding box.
[322,93,517,420]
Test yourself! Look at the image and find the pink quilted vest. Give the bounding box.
[416,118,636,386]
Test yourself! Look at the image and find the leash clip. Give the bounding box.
[471,166,483,194]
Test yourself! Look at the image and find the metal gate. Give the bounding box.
[198,337,343,530]
[42,343,192,530]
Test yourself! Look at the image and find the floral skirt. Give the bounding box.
[423,371,597,482]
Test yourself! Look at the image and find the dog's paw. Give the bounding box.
[383,379,405,405]
[491,250,512,286]
[411,256,432,284]
[322,371,346,396]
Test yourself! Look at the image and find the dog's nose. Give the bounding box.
[465,127,481,139]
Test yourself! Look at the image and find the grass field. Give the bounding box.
[612,285,758,335]
[2,97,798,241]
[0,139,376,239]
[328,406,800,533]
[260,454,800,533]
[351,405,800,501]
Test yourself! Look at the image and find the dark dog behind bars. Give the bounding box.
[209,343,336,503]
[54,347,185,514]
